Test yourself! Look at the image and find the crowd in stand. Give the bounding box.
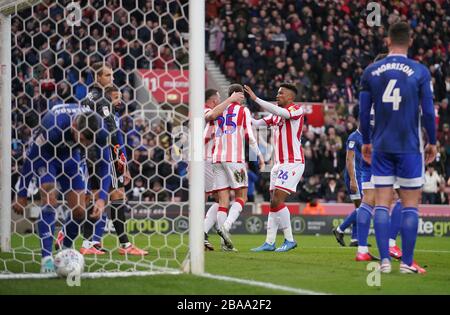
[11,0,190,203]
[10,0,450,205]
[206,0,450,204]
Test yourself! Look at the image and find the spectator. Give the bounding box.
[320,175,343,203]
[302,199,325,215]
[422,165,442,204]
[436,181,449,205]
[439,99,450,131]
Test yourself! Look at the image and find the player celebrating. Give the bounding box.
[211,84,264,251]
[245,83,304,252]
[360,22,436,273]
[203,89,245,251]
[13,104,111,272]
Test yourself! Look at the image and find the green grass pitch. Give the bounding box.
[1,233,449,295]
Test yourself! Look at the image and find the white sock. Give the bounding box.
[337,227,344,233]
[121,242,131,248]
[223,201,243,231]
[389,239,396,247]
[82,240,92,249]
[266,212,279,245]
[278,207,294,242]
[217,210,227,229]
[358,246,369,254]
[42,256,53,263]
[204,203,219,234]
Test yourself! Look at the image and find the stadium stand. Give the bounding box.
[10,0,450,204]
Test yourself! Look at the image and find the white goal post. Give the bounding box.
[0,0,205,278]
[0,12,12,253]
[188,0,205,276]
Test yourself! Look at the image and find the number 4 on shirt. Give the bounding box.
[383,79,402,111]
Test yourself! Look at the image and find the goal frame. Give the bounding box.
[0,0,205,277]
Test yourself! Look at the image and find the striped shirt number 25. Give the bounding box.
[216,113,237,137]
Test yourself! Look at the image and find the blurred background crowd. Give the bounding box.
[10,0,450,205]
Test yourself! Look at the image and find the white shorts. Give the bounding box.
[362,175,400,190]
[270,163,305,194]
[213,162,248,191]
[349,192,362,201]
[362,176,375,190]
[205,160,214,193]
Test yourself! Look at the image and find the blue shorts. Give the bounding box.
[344,173,362,200]
[372,151,424,189]
[33,155,85,193]
[361,163,374,190]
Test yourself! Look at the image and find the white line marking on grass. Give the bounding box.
[415,249,450,254]
[200,273,329,295]
[0,270,182,280]
[302,246,450,253]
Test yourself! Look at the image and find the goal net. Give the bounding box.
[0,0,204,279]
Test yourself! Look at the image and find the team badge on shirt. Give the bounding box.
[348,141,355,149]
[102,106,110,116]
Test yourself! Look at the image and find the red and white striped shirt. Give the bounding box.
[204,106,215,161]
[211,102,257,163]
[263,103,305,164]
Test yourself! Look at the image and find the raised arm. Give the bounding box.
[205,92,245,122]
[244,85,292,119]
[244,108,265,170]
[251,117,268,127]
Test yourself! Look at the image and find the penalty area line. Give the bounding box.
[199,272,329,295]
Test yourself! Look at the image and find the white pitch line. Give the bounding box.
[0,270,182,280]
[415,249,450,254]
[301,246,450,253]
[200,273,329,295]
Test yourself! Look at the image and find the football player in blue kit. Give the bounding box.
[13,104,112,273]
[360,22,437,274]
[332,128,363,247]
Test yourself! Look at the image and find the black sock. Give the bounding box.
[109,200,130,245]
[82,205,96,242]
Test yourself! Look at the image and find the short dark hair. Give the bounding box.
[388,22,410,46]
[228,83,243,96]
[205,89,218,101]
[75,112,101,143]
[92,61,113,76]
[104,85,119,99]
[280,83,297,96]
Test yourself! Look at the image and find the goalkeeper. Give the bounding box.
[13,104,111,273]
[74,62,147,256]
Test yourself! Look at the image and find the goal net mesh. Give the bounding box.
[1,0,192,277]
